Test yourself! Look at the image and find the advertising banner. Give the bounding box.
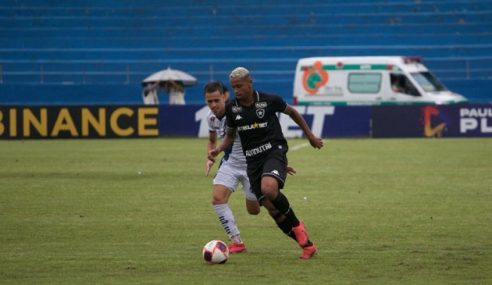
[0,106,159,139]
[159,105,202,137]
[194,105,371,138]
[453,105,492,137]
[372,104,492,138]
[278,106,371,138]
[3,104,489,139]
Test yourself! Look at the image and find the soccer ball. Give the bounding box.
[202,240,229,264]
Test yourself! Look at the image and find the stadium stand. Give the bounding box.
[0,0,491,105]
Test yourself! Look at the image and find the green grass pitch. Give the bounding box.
[0,138,491,284]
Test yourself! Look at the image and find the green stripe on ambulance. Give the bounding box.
[294,56,468,106]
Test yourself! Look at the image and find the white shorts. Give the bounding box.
[213,160,257,201]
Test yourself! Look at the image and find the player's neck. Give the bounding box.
[237,92,255,107]
[216,109,225,118]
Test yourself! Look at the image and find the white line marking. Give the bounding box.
[290,142,309,151]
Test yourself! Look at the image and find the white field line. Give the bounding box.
[290,142,309,152]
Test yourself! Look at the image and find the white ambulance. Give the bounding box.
[293,56,467,105]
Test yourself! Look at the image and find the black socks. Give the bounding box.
[272,213,297,241]
[271,192,300,227]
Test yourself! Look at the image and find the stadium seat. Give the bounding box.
[0,0,491,104]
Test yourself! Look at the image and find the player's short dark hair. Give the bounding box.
[203,81,224,95]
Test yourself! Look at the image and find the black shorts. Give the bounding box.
[247,144,288,200]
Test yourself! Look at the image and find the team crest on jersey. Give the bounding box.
[232,106,242,113]
[255,102,267,108]
[256,108,265,119]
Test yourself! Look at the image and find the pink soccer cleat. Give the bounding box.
[228,242,247,253]
[300,244,317,260]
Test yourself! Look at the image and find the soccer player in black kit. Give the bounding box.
[209,67,323,259]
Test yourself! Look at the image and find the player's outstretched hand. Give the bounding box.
[205,159,215,176]
[287,165,297,176]
[308,134,323,149]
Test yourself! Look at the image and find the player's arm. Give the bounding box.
[208,127,236,160]
[205,131,217,176]
[284,105,323,149]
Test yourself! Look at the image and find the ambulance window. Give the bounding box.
[390,73,405,93]
[391,73,421,97]
[411,72,447,92]
[348,73,381,93]
[401,77,421,97]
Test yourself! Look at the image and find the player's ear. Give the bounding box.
[224,91,230,101]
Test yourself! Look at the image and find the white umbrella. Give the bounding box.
[142,67,197,86]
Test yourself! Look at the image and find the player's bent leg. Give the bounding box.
[262,199,297,242]
[211,184,231,205]
[261,176,300,226]
[261,176,314,248]
[260,175,280,200]
[245,199,260,215]
[211,184,246,253]
[239,168,259,215]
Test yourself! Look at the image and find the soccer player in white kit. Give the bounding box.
[204,81,259,253]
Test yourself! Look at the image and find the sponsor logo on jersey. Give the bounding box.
[256,109,265,119]
[232,106,242,113]
[255,102,267,108]
[237,122,268,131]
[235,114,243,120]
[245,142,272,157]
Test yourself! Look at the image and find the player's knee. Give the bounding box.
[211,198,226,205]
[246,200,261,215]
[247,207,260,215]
[247,203,261,215]
[261,185,278,200]
[212,186,231,205]
[211,193,228,205]
[261,179,278,199]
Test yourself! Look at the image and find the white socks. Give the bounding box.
[213,203,241,242]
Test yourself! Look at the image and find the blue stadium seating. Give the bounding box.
[0,0,491,105]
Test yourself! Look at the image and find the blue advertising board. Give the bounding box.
[278,106,371,138]
[158,105,202,136]
[372,104,492,138]
[168,105,371,138]
[2,104,490,139]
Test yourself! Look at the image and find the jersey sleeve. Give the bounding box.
[271,94,288,112]
[206,110,217,132]
[225,102,236,129]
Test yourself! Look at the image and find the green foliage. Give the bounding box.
[0,138,491,284]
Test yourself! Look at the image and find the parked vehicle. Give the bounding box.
[293,56,467,105]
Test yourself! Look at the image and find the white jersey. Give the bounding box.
[207,110,246,168]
